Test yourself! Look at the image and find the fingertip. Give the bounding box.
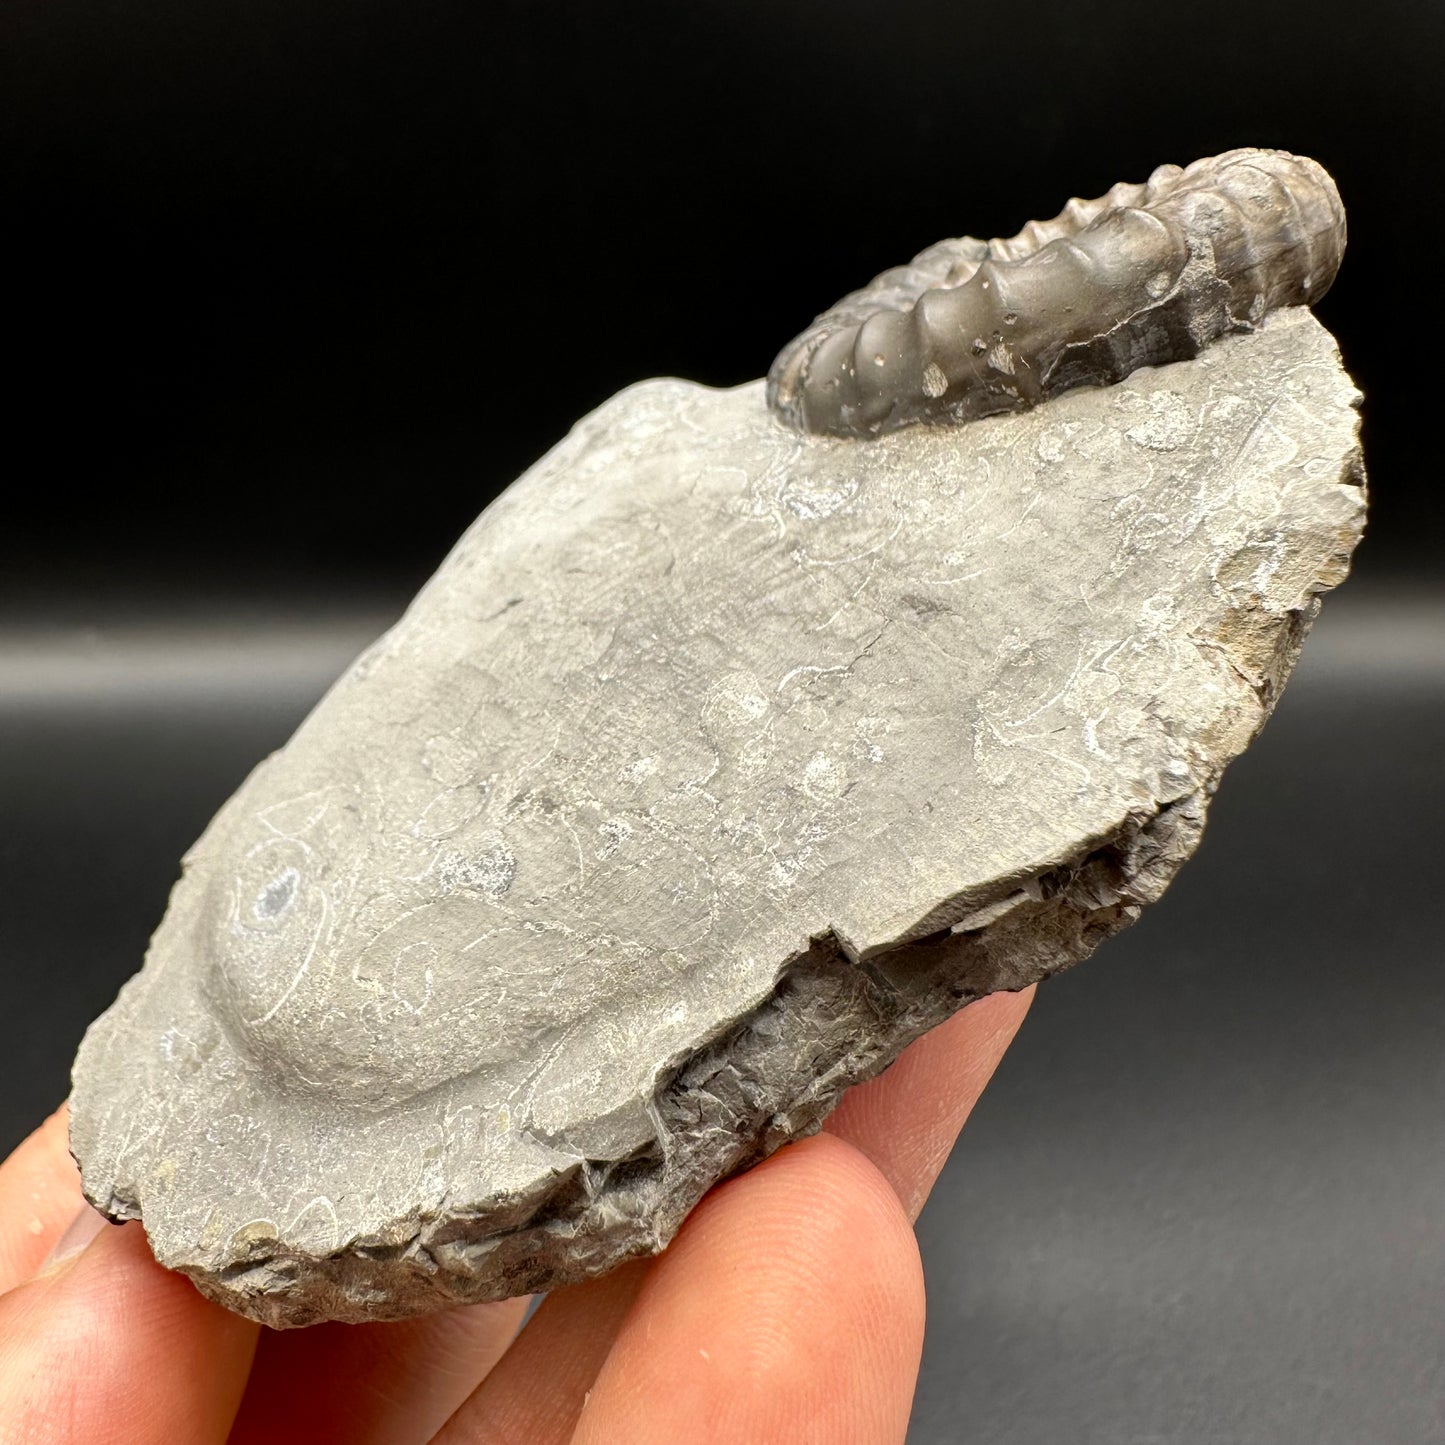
[230,1293,531,1445]
[0,1217,259,1444]
[435,1260,651,1445]
[672,1131,924,1304]
[36,1201,108,1274]
[826,984,1034,1219]
[0,1102,88,1293]
[574,1133,925,1445]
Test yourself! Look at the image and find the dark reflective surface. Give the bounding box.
[2,583,1440,1441]
[3,1,1441,601]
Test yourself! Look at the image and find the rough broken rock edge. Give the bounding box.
[74,323,1367,1329]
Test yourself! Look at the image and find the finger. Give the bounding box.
[0,1104,87,1292]
[433,1259,649,1445]
[0,1218,258,1444]
[438,990,1033,1442]
[824,985,1033,1219]
[571,1133,925,1445]
[229,1295,530,1445]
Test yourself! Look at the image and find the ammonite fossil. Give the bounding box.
[68,150,1364,1327]
[768,148,1345,438]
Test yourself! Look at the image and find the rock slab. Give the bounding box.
[70,308,1365,1326]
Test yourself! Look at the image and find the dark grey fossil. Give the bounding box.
[768,148,1345,438]
[69,150,1365,1327]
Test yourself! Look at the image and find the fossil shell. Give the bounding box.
[768,148,1345,438]
[71,252,1363,1329]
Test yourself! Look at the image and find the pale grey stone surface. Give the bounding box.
[69,307,1365,1327]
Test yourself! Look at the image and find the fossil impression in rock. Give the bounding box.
[70,149,1365,1328]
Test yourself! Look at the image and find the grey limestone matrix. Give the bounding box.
[70,148,1366,1327]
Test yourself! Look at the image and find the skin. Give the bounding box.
[0,985,1031,1445]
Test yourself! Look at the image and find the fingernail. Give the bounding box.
[40,1204,109,1273]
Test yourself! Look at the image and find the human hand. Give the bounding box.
[0,987,1030,1444]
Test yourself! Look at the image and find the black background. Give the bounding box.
[3,3,1442,1441]
[3,0,1442,605]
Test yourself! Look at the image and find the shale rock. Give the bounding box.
[70,307,1365,1326]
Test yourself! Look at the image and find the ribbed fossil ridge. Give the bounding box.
[768,148,1344,438]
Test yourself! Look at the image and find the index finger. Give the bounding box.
[824,985,1034,1220]
[0,1105,87,1293]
